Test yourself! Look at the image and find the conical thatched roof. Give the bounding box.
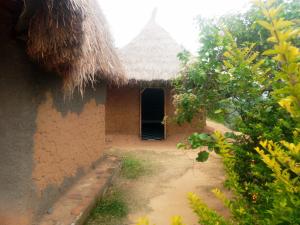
[120,9,182,83]
[4,0,126,93]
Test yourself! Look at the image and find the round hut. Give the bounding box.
[0,1,124,224]
[106,9,206,140]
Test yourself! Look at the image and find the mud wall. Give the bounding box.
[0,7,107,224]
[105,85,205,137]
[106,86,140,135]
[33,95,105,196]
[32,89,106,219]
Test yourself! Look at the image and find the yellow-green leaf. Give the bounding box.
[257,20,273,31]
[263,49,278,56]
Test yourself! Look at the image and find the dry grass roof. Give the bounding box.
[15,0,126,93]
[120,9,183,83]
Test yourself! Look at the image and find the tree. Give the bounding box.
[174,0,300,224]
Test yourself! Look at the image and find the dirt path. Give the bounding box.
[205,119,232,133]
[103,120,232,225]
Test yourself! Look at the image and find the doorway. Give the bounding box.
[141,88,165,140]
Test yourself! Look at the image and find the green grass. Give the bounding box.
[121,155,149,179]
[85,155,152,225]
[86,189,128,225]
[93,190,128,217]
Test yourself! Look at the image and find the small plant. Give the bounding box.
[90,189,128,218]
[188,192,231,225]
[136,216,186,225]
[121,155,149,179]
[136,217,153,225]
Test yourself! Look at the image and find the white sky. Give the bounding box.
[98,0,251,53]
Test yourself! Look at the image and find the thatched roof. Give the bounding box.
[7,0,126,93]
[120,9,183,83]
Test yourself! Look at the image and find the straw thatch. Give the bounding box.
[120,9,183,83]
[21,0,126,93]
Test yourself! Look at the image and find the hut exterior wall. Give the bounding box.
[106,86,140,135]
[0,33,107,224]
[105,86,205,137]
[32,91,106,219]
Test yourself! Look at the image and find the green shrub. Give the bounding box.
[137,1,300,224]
[174,0,300,224]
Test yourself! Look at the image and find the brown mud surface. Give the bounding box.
[101,120,232,225]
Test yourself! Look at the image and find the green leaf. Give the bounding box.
[214,109,223,114]
[177,143,186,149]
[198,133,211,141]
[257,20,273,31]
[196,151,210,162]
[267,36,277,43]
[274,19,294,29]
[224,132,236,139]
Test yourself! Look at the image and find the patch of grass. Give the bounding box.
[93,189,128,218]
[121,155,149,179]
[86,154,154,225]
[86,188,128,225]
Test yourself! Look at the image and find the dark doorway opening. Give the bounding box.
[141,88,165,140]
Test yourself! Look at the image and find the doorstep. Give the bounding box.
[39,155,121,225]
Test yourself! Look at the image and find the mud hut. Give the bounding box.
[0,0,125,224]
[106,9,206,140]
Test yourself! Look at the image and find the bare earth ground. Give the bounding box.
[103,120,232,225]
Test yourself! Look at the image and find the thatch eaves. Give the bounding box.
[15,0,126,93]
[120,9,183,83]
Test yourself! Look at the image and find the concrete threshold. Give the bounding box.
[39,155,121,225]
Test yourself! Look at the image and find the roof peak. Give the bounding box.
[150,7,158,22]
[119,6,182,82]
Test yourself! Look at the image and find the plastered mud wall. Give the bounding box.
[33,94,105,195]
[0,41,36,225]
[32,91,106,218]
[106,86,140,135]
[0,6,107,224]
[105,86,205,137]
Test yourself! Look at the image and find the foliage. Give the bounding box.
[255,0,300,124]
[121,155,149,179]
[135,1,300,224]
[87,155,153,224]
[173,0,299,128]
[136,216,186,225]
[93,190,128,218]
[86,188,128,225]
[255,140,300,224]
[173,0,300,224]
[173,18,227,124]
[136,217,153,225]
[188,192,233,225]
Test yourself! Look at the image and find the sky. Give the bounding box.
[98,0,251,53]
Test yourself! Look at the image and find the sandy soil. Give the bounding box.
[105,120,232,225]
[205,120,232,134]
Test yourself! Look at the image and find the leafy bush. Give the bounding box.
[136,1,300,224]
[188,192,233,225]
[173,0,300,224]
